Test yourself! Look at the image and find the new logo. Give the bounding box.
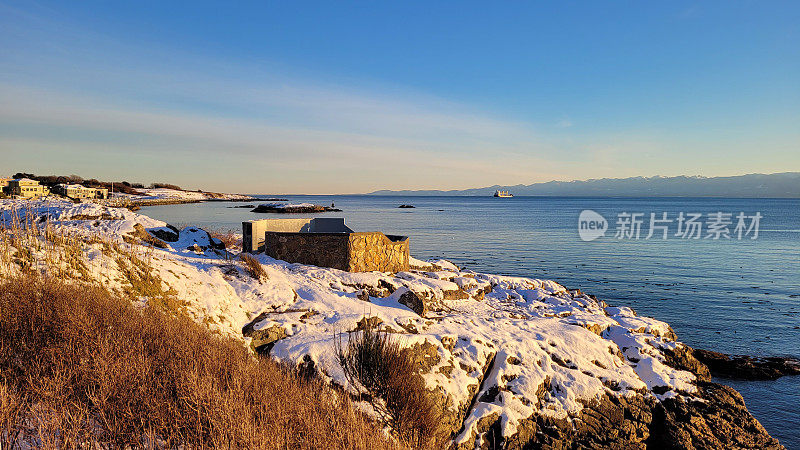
[578,210,607,241]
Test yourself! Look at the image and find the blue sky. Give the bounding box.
[1,1,798,193]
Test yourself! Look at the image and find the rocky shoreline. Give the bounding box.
[0,198,791,449]
[693,349,800,381]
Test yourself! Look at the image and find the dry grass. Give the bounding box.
[240,253,268,282]
[336,319,448,449]
[207,227,241,250]
[0,275,398,449]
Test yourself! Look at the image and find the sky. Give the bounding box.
[1,1,798,194]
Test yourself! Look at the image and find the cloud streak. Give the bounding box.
[1,3,797,193]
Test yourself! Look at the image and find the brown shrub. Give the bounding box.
[240,253,268,281]
[0,275,396,449]
[336,319,447,448]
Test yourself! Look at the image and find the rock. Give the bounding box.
[243,323,288,353]
[442,288,470,300]
[355,316,383,331]
[251,204,341,213]
[242,313,289,353]
[650,382,783,449]
[457,382,782,449]
[398,204,415,208]
[126,223,168,248]
[661,345,711,381]
[148,224,180,242]
[395,287,429,317]
[356,289,371,302]
[693,349,800,380]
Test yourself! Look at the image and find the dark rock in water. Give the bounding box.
[649,381,783,449]
[229,204,256,208]
[693,349,800,380]
[398,204,415,208]
[251,204,341,213]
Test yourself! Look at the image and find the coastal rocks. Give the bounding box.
[693,349,800,380]
[660,344,712,381]
[7,200,781,449]
[251,203,341,213]
[456,382,782,449]
[651,381,783,449]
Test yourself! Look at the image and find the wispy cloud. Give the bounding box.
[1,3,796,192]
[0,5,568,192]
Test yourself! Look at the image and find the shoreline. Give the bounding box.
[0,197,789,448]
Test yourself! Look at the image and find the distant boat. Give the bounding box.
[493,190,513,198]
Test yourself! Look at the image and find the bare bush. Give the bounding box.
[0,275,395,449]
[336,318,447,448]
[240,253,268,281]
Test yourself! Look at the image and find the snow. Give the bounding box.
[259,202,317,209]
[0,198,703,443]
[114,188,252,201]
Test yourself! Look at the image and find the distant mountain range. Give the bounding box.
[368,172,800,198]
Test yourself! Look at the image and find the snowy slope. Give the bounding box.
[0,198,705,445]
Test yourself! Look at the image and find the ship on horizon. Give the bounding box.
[493,190,513,198]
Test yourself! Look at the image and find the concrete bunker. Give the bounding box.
[243,218,409,273]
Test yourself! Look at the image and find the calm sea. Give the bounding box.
[139,195,800,448]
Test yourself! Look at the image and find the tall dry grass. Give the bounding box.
[0,275,398,449]
[336,320,448,449]
[239,253,268,282]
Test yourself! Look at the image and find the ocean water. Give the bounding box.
[139,195,800,448]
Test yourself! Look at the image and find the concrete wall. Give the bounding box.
[243,218,353,253]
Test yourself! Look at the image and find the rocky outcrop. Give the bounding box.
[225,254,783,449]
[651,381,783,449]
[251,204,341,213]
[661,345,711,381]
[125,223,169,248]
[693,349,800,380]
[455,381,783,450]
[148,224,180,242]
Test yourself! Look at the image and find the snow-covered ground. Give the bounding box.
[0,199,703,445]
[114,187,253,201]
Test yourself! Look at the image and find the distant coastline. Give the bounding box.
[367,172,800,198]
